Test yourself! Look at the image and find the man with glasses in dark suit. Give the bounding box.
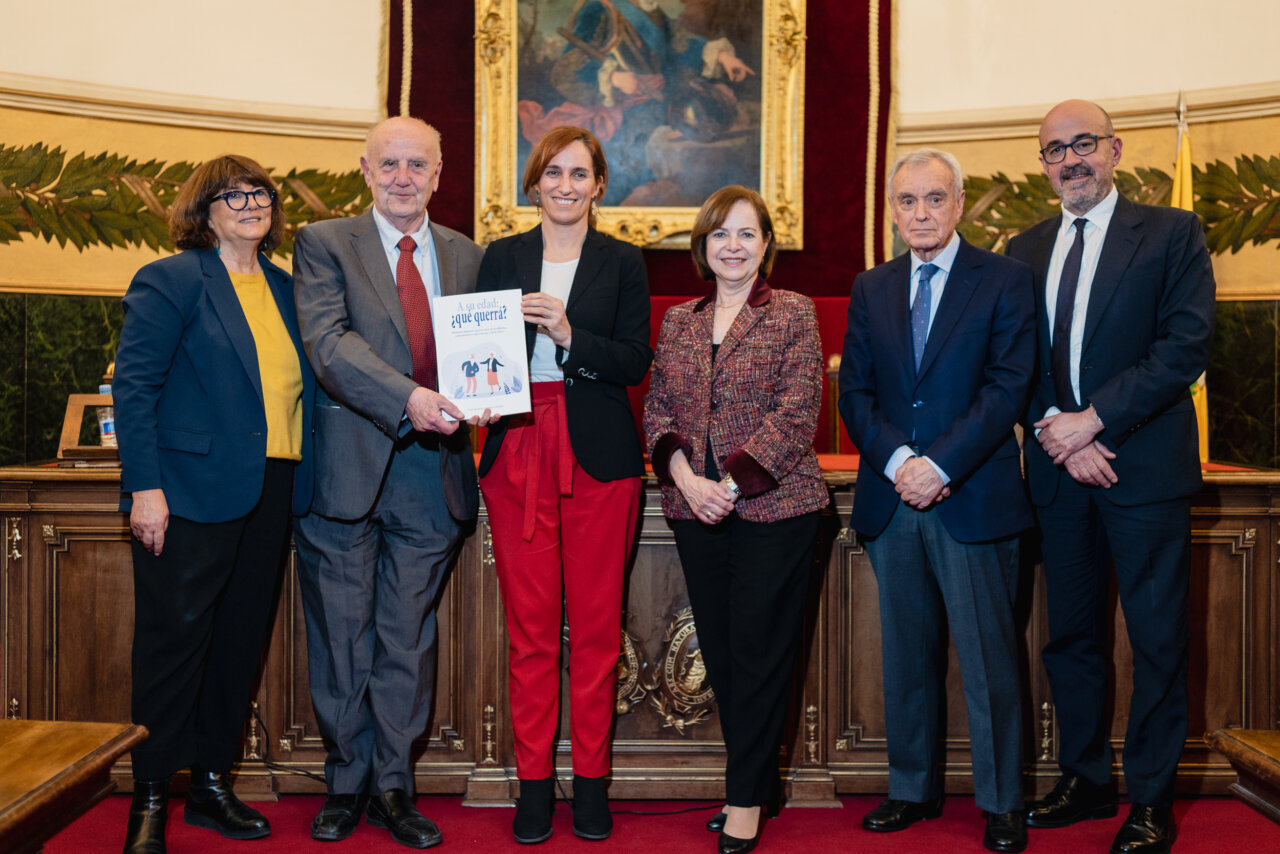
[1008,99,1216,854]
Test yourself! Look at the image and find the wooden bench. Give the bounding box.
[0,720,147,853]
[1205,729,1280,823]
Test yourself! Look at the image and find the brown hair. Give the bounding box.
[690,185,776,281]
[521,126,608,227]
[169,154,285,252]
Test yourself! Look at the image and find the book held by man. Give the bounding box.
[433,288,531,419]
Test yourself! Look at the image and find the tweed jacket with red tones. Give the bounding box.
[643,278,828,523]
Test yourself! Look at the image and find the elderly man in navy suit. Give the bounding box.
[839,148,1036,853]
[1009,100,1215,854]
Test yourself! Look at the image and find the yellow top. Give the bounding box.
[228,271,303,461]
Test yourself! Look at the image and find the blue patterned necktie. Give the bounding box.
[911,263,938,372]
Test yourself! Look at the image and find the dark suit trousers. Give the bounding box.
[864,500,1024,814]
[130,458,294,781]
[1036,479,1190,806]
[673,511,820,807]
[294,436,461,795]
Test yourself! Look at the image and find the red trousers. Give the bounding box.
[480,382,641,779]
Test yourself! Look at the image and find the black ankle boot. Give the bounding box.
[123,779,169,854]
[513,777,554,844]
[571,775,612,841]
[183,767,270,839]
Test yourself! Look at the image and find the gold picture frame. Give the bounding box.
[475,0,805,249]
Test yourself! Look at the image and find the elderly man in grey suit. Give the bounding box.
[293,116,484,849]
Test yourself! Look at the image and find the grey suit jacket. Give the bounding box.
[293,211,483,522]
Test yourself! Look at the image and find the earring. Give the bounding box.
[531,189,540,207]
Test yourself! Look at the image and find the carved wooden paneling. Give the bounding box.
[1,466,1276,799]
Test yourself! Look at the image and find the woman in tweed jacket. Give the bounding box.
[643,185,827,854]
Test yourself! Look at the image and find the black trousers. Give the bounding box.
[129,458,294,781]
[1037,482,1191,806]
[672,511,820,807]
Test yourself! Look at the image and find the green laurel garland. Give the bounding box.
[0,143,372,257]
[938,158,1280,258]
[3,142,1277,259]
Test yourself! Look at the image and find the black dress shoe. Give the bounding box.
[311,793,368,842]
[183,768,270,840]
[1110,804,1176,854]
[706,811,727,832]
[123,779,169,854]
[513,777,554,844]
[571,775,612,840]
[984,810,1028,853]
[861,797,944,832]
[367,789,442,849]
[1025,773,1117,828]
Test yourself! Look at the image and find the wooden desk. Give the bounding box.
[0,720,147,853]
[2,464,1279,803]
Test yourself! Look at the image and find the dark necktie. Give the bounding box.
[1052,218,1087,410]
[395,235,437,390]
[911,263,938,373]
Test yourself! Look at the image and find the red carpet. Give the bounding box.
[48,794,1278,852]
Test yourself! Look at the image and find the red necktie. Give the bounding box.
[395,235,436,390]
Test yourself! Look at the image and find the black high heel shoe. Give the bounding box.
[708,799,779,833]
[716,804,772,854]
[718,828,760,854]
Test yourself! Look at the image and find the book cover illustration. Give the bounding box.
[433,289,531,419]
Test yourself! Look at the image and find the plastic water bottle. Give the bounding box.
[97,383,117,448]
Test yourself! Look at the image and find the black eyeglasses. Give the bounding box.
[1039,135,1114,164]
[211,188,277,210]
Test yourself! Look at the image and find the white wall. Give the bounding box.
[896,0,1280,117]
[3,0,383,115]
[4,1,1276,123]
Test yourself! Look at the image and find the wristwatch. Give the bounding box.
[722,473,741,495]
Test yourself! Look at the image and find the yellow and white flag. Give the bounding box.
[1171,100,1209,463]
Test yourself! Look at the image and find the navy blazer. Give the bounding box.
[1007,195,1215,507]
[839,238,1036,543]
[475,226,652,481]
[115,248,315,521]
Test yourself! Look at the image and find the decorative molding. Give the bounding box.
[805,704,819,764]
[474,0,806,249]
[480,522,495,569]
[1039,701,1054,761]
[897,82,1280,144]
[642,608,716,734]
[481,703,498,766]
[398,0,414,117]
[615,628,648,714]
[1195,527,1255,727]
[244,701,263,760]
[0,73,377,140]
[5,517,20,561]
[863,0,884,270]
